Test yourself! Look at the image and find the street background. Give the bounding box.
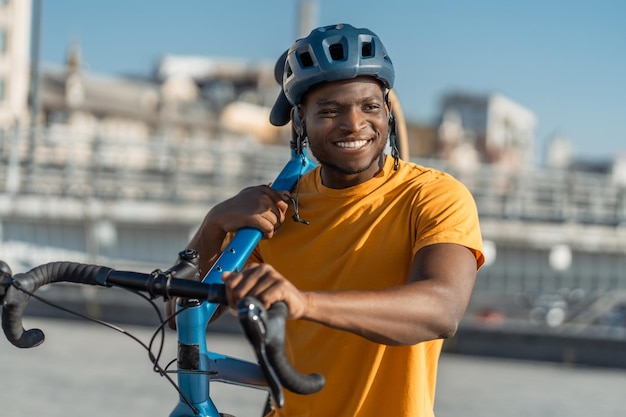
[1,317,625,417]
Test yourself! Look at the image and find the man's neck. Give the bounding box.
[320,154,386,189]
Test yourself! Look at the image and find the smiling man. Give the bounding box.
[301,77,390,188]
[186,24,484,417]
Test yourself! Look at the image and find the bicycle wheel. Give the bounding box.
[388,89,410,161]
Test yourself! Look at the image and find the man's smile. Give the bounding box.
[335,139,372,150]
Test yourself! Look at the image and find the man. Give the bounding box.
[187,24,484,416]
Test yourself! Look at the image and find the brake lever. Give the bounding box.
[0,261,13,302]
[237,298,285,407]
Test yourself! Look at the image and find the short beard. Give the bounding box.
[313,150,385,176]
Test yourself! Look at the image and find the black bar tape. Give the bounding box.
[265,302,325,395]
[2,262,107,348]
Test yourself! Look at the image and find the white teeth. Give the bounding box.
[336,140,368,149]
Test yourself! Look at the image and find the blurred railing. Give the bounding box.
[0,126,289,206]
[413,159,626,227]
[1,126,625,227]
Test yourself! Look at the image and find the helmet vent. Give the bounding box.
[328,43,345,61]
[299,52,314,68]
[361,41,373,57]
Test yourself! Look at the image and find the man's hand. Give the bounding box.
[210,186,291,239]
[222,263,309,320]
[165,186,291,330]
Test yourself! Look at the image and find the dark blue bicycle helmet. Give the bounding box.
[270,23,395,126]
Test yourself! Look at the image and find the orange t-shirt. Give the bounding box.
[252,156,483,416]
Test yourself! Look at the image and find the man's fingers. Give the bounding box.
[222,264,283,309]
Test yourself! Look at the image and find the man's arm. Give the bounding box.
[302,243,478,345]
[190,185,291,273]
[222,242,478,346]
[165,185,290,327]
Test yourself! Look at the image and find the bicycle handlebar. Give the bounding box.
[1,262,112,348]
[0,257,324,401]
[0,254,225,348]
[238,297,324,407]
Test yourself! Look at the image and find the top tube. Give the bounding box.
[203,147,317,284]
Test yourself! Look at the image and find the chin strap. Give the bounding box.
[389,114,400,170]
[290,109,311,225]
[384,92,400,170]
[288,146,310,225]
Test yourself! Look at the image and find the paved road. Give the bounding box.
[436,353,626,417]
[0,317,268,417]
[1,317,625,417]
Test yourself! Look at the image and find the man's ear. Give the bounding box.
[291,106,305,136]
[384,90,393,119]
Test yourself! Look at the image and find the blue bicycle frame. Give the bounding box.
[170,144,317,417]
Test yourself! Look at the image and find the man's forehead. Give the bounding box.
[302,77,386,105]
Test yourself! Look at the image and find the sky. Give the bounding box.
[38,0,626,161]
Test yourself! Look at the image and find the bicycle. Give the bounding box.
[0,90,410,417]
[0,134,326,417]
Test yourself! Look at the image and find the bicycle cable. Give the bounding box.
[7,279,200,413]
[287,152,311,225]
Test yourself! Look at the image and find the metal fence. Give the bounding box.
[2,126,624,227]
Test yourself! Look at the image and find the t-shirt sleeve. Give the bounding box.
[412,173,484,269]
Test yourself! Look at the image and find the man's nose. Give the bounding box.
[340,108,367,132]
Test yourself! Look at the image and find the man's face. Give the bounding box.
[298,76,391,188]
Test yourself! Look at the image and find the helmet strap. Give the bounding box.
[385,93,400,170]
[292,107,308,155]
[287,106,310,225]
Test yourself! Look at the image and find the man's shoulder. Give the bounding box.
[391,160,475,205]
[395,159,460,186]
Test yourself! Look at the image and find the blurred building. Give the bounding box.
[0,0,32,130]
[156,54,287,143]
[0,0,288,147]
[545,133,574,170]
[39,48,287,144]
[434,92,536,172]
[546,133,626,188]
